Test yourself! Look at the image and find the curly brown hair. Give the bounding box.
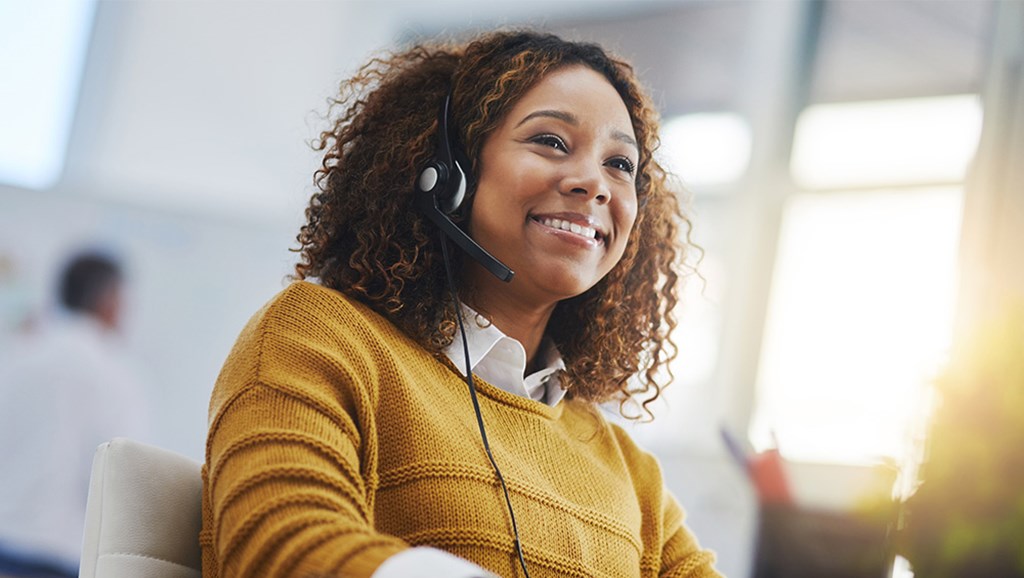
[294,30,695,413]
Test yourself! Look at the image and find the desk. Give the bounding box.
[753,504,895,578]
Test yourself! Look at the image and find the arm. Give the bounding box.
[607,422,723,578]
[658,492,723,578]
[207,387,496,578]
[205,379,405,578]
[202,286,496,578]
[202,286,403,578]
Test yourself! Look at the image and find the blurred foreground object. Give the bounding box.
[899,1,1024,573]
[0,251,151,577]
[756,502,894,578]
[899,307,1024,577]
[723,428,897,577]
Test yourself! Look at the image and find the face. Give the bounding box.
[465,65,639,309]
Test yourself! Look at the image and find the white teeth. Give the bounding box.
[539,217,598,240]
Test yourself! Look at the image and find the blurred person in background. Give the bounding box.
[0,251,151,578]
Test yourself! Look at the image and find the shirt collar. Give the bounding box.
[443,305,566,406]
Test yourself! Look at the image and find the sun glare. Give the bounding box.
[752,188,961,464]
[752,94,979,465]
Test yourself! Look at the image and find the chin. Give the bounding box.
[531,269,603,301]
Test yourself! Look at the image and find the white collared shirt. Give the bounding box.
[371,306,567,578]
[443,306,566,406]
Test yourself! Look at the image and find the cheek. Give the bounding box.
[609,203,639,263]
[618,200,639,241]
[467,185,520,241]
[624,203,639,234]
[476,159,531,209]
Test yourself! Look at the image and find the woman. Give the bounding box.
[201,30,722,578]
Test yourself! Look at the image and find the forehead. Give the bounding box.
[503,65,635,138]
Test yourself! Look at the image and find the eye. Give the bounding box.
[530,134,568,151]
[606,156,636,175]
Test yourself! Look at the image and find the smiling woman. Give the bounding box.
[465,65,640,356]
[200,30,721,578]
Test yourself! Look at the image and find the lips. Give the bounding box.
[531,213,607,243]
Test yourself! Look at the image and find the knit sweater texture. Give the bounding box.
[201,281,722,578]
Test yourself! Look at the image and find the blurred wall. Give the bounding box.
[0,1,403,458]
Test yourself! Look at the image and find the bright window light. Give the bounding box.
[0,0,97,190]
[791,95,982,190]
[751,188,962,465]
[659,113,752,190]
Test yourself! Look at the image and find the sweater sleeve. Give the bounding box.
[658,492,723,578]
[607,423,723,578]
[201,285,408,578]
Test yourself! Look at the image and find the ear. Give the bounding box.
[93,283,122,331]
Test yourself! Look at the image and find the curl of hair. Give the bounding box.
[294,30,697,416]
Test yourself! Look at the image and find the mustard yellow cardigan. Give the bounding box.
[200,281,721,578]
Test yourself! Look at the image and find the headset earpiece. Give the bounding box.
[417,160,466,215]
[415,95,467,215]
[413,93,514,283]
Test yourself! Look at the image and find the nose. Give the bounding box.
[559,158,610,204]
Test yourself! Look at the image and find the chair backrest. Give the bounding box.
[79,438,203,578]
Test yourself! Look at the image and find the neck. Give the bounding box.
[463,288,555,374]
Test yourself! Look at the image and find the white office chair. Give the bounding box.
[79,438,203,578]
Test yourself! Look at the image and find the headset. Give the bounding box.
[413,94,515,283]
[414,94,531,577]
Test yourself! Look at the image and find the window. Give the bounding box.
[751,95,982,465]
[0,0,97,190]
[791,95,983,190]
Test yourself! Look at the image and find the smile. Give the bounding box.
[533,216,604,243]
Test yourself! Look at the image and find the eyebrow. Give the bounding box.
[516,109,638,150]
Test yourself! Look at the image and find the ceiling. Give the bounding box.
[19,0,997,221]
[810,0,994,103]
[594,0,989,112]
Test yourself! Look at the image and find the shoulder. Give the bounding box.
[263,280,375,328]
[250,281,408,351]
[209,282,420,415]
[609,419,665,478]
[0,317,106,384]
